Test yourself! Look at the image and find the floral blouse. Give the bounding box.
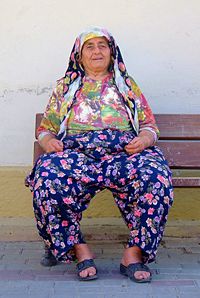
[67,74,132,135]
[37,74,159,140]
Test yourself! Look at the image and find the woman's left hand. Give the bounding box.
[125,131,155,154]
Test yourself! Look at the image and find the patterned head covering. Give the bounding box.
[58,27,139,139]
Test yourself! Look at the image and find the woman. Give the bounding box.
[26,27,173,282]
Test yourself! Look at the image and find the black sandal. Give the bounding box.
[120,262,152,283]
[77,259,98,281]
[40,245,58,267]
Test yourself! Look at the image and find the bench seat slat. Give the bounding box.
[172,177,200,187]
[34,113,200,188]
[158,141,200,168]
[34,140,200,169]
[34,140,200,187]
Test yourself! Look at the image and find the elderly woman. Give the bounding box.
[26,27,173,283]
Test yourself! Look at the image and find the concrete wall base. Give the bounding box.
[0,217,199,242]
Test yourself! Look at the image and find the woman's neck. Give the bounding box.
[85,70,110,81]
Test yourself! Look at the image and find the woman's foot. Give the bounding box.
[40,245,58,267]
[121,246,151,281]
[74,244,97,280]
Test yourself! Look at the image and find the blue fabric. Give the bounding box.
[27,129,173,263]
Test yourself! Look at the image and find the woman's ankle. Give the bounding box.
[74,243,94,262]
[121,246,143,266]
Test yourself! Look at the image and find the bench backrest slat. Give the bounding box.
[35,113,43,139]
[34,113,200,170]
[36,114,200,140]
[155,114,200,140]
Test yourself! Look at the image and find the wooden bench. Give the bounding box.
[34,114,200,188]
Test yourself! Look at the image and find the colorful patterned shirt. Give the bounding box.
[67,74,132,134]
[37,74,159,141]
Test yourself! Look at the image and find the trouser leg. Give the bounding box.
[107,147,173,263]
[33,178,85,262]
[32,151,99,263]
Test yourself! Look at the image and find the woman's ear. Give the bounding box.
[77,54,84,70]
[76,53,81,63]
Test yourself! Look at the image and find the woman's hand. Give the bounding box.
[39,134,64,153]
[125,130,155,154]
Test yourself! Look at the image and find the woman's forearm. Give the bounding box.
[138,130,156,148]
[38,134,63,153]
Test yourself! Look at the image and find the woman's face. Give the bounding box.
[80,37,111,75]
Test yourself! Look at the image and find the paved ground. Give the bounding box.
[0,235,200,298]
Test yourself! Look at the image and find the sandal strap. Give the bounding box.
[127,262,151,275]
[76,259,97,273]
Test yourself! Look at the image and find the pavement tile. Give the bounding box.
[107,295,151,298]
[150,296,178,298]
[4,242,27,249]
[20,263,51,270]
[0,295,34,298]
[35,275,69,281]
[177,287,200,294]
[184,247,200,254]
[4,264,31,270]
[195,279,200,287]
[179,295,200,298]
[176,275,200,280]
[180,264,200,269]
[76,294,105,298]
[0,281,30,295]
[148,286,179,296]
[0,244,6,250]
[177,268,200,274]
[103,279,128,286]
[51,296,77,298]
[156,268,182,274]
[0,234,200,297]
[51,295,78,298]
[21,250,42,258]
[1,251,26,259]
[0,270,22,281]
[151,280,196,286]
[28,281,54,296]
[163,238,200,248]
[21,245,43,251]
[153,274,178,280]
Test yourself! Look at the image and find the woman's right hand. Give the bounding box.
[39,135,64,153]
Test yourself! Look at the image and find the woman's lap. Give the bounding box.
[27,131,173,263]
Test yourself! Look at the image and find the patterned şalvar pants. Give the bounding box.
[26,129,173,263]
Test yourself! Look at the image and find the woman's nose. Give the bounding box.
[93,46,101,54]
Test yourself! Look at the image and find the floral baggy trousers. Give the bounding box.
[26,129,173,263]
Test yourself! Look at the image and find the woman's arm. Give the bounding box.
[39,134,63,153]
[37,80,65,153]
[129,77,159,139]
[125,77,159,154]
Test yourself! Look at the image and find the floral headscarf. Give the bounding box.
[57,27,139,139]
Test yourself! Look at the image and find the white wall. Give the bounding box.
[0,0,200,165]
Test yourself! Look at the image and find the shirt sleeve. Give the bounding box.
[130,77,160,141]
[37,80,65,140]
